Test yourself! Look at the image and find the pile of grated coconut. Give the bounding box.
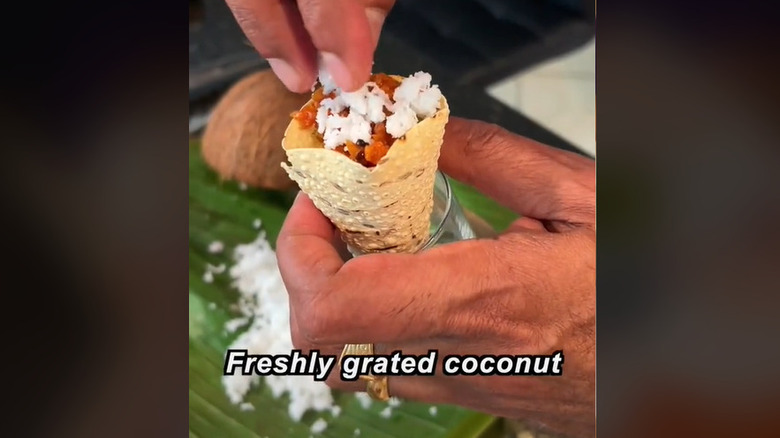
[315,69,442,149]
[220,226,334,421]
[217,224,413,425]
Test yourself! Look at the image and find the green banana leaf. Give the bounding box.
[189,140,517,438]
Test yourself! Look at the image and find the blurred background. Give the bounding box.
[189,0,595,157]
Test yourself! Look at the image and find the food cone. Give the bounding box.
[281,78,450,254]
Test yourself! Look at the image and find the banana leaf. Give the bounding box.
[189,140,517,438]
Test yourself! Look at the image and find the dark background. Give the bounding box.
[1,1,779,437]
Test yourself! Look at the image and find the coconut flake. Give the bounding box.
[311,418,328,434]
[366,86,392,123]
[205,263,226,275]
[429,406,438,416]
[319,68,338,94]
[321,114,350,149]
[393,71,442,119]
[225,317,249,333]
[385,105,417,138]
[341,86,370,116]
[321,110,372,149]
[411,85,442,118]
[346,112,372,144]
[208,241,224,254]
[379,406,393,418]
[355,392,372,409]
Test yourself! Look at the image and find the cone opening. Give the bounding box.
[287,73,444,168]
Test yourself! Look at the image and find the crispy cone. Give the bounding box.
[281,78,450,254]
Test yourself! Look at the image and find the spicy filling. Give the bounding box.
[291,72,442,167]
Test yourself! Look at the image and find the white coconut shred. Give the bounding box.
[218,229,422,422]
[311,418,328,434]
[315,69,442,149]
[220,230,334,421]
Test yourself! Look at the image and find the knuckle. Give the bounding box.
[462,123,513,170]
[468,122,504,152]
[557,178,596,224]
[227,6,281,58]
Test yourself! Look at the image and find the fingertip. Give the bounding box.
[268,58,316,93]
[286,191,332,231]
[321,51,367,92]
[296,0,375,91]
[277,192,343,286]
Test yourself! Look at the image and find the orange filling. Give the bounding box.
[291,73,401,168]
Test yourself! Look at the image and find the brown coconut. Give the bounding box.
[202,70,309,190]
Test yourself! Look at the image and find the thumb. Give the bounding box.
[276,192,344,295]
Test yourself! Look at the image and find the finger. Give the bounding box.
[276,192,344,296]
[365,1,395,45]
[296,0,383,91]
[304,237,511,344]
[226,0,317,92]
[302,227,588,347]
[439,118,595,225]
[509,217,547,232]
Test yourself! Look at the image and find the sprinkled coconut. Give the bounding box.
[208,241,224,254]
[313,69,441,150]
[380,406,393,418]
[311,418,328,434]
[355,392,373,409]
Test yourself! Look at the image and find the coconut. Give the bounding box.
[202,70,309,190]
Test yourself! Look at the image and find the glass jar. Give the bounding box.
[421,170,478,249]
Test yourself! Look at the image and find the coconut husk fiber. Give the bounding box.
[202,70,309,190]
[281,77,450,254]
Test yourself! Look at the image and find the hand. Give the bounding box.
[225,0,396,92]
[276,117,596,438]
